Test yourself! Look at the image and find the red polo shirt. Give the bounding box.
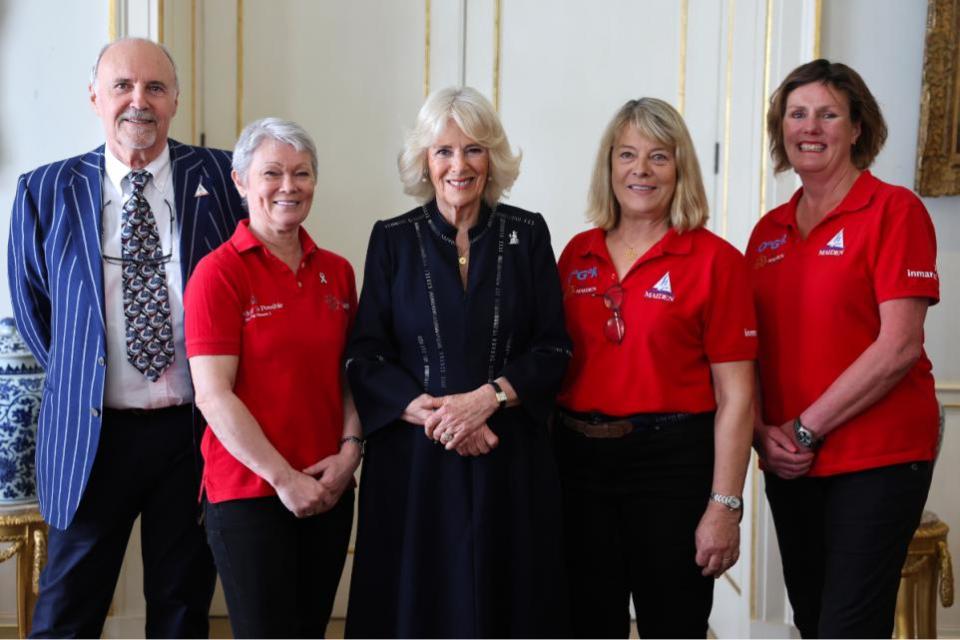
[185,220,357,503]
[557,226,757,415]
[747,171,940,476]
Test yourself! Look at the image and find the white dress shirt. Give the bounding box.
[102,145,193,408]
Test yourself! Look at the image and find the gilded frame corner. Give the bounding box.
[915,0,960,197]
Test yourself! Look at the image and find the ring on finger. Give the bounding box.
[441,432,454,443]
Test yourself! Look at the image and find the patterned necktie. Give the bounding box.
[121,170,175,382]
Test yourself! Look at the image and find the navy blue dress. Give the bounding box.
[345,200,572,638]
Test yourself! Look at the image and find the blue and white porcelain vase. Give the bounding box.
[0,317,42,503]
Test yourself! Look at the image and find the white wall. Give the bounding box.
[0,0,108,317]
[822,1,960,636]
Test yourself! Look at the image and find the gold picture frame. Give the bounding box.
[916,0,960,196]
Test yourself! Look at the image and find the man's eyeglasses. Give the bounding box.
[601,284,625,344]
[102,199,175,267]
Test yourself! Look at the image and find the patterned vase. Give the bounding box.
[0,317,42,503]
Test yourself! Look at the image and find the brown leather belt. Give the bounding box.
[558,410,700,439]
[558,413,636,438]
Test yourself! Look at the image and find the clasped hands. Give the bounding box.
[274,445,361,519]
[755,420,815,479]
[403,389,500,456]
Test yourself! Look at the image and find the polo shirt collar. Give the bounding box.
[578,228,607,259]
[104,144,172,195]
[770,170,879,229]
[658,227,694,256]
[230,219,318,256]
[579,226,694,262]
[830,170,878,215]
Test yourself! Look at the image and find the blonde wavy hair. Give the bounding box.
[587,97,708,232]
[398,86,521,206]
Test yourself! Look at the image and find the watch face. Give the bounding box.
[711,493,742,510]
[794,420,814,448]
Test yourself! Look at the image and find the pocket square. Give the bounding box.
[194,181,209,197]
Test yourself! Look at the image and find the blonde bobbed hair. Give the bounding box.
[587,97,708,232]
[398,86,521,207]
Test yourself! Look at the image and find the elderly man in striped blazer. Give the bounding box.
[8,37,245,638]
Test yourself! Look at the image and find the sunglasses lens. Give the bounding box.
[603,285,624,310]
[604,315,625,344]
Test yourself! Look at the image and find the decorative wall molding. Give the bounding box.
[813,0,823,58]
[936,381,960,408]
[109,0,118,40]
[492,0,501,110]
[235,0,243,138]
[424,0,431,97]
[678,0,689,114]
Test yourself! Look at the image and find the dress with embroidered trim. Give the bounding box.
[345,199,572,638]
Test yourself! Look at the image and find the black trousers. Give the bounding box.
[765,460,933,638]
[204,490,354,639]
[30,405,216,639]
[555,412,716,639]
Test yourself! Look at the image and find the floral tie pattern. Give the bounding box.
[122,170,174,382]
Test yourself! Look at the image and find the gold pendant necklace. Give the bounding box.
[458,254,467,266]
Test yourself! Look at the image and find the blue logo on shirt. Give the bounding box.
[567,266,598,284]
[757,234,787,252]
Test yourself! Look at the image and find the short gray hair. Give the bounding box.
[90,37,180,92]
[398,86,521,207]
[232,117,318,182]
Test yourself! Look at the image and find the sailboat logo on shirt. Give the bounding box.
[819,228,845,256]
[644,272,674,302]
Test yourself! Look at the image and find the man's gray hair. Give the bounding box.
[90,37,180,92]
[232,118,318,181]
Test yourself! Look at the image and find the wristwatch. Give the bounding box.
[710,492,743,512]
[489,380,508,410]
[793,417,821,450]
[340,435,365,458]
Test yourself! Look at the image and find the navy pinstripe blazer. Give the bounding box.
[7,140,245,529]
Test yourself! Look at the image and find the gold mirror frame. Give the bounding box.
[916,0,960,197]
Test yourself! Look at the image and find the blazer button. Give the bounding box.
[97,356,105,366]
[90,408,100,418]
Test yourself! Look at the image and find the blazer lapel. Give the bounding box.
[63,147,106,333]
[169,140,214,282]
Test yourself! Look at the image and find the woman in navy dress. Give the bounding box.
[344,86,572,638]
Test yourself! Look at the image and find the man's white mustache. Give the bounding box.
[119,109,156,124]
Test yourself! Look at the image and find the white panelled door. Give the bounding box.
[111,0,819,635]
